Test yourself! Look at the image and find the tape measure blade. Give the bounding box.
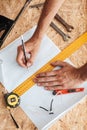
[13,32,87,96]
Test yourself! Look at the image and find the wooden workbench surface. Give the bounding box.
[0,0,87,130]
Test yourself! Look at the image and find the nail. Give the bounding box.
[51,61,57,65]
[45,87,49,90]
[37,83,41,86]
[27,62,32,67]
[33,78,37,82]
[36,74,40,78]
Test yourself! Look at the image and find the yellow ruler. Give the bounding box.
[13,32,87,96]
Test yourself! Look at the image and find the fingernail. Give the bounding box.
[36,74,39,78]
[27,62,31,67]
[33,78,37,82]
[51,62,55,65]
[37,83,41,86]
[45,87,49,90]
[51,61,57,64]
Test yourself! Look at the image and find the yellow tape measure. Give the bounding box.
[4,92,20,108]
[12,32,87,96]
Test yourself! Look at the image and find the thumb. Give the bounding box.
[51,60,68,67]
[27,51,37,67]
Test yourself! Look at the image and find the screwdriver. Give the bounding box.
[52,88,84,95]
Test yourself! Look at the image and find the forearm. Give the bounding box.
[33,0,65,39]
[79,63,87,81]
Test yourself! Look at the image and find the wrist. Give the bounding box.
[25,35,42,48]
[31,34,42,45]
[33,28,44,40]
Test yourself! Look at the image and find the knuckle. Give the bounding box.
[59,78,63,83]
[56,75,61,81]
[44,72,48,76]
[51,82,56,86]
[62,83,66,88]
[45,82,50,86]
[53,70,57,74]
[41,78,45,82]
[54,86,60,90]
[56,75,59,79]
[57,69,62,73]
[47,82,50,86]
[52,82,55,86]
[56,81,59,85]
[45,77,49,81]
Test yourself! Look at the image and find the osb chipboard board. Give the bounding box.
[0,0,87,130]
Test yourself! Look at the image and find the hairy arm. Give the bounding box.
[17,0,65,67]
[33,0,65,39]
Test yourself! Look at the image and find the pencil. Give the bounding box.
[21,35,27,66]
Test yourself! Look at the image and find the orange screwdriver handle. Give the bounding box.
[52,88,84,95]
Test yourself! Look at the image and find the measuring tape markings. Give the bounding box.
[13,32,87,96]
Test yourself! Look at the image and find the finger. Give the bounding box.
[16,46,27,68]
[26,58,32,67]
[62,83,73,89]
[16,56,27,68]
[36,70,59,77]
[26,44,40,67]
[37,81,62,87]
[34,76,59,83]
[51,60,68,67]
[27,51,37,67]
[26,53,35,67]
[45,86,64,90]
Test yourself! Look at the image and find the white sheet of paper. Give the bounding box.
[0,27,87,130]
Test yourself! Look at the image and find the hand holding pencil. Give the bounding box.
[16,35,41,68]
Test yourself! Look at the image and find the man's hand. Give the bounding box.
[34,61,84,90]
[16,0,65,68]
[16,37,41,68]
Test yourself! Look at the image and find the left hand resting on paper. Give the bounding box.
[34,61,85,90]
